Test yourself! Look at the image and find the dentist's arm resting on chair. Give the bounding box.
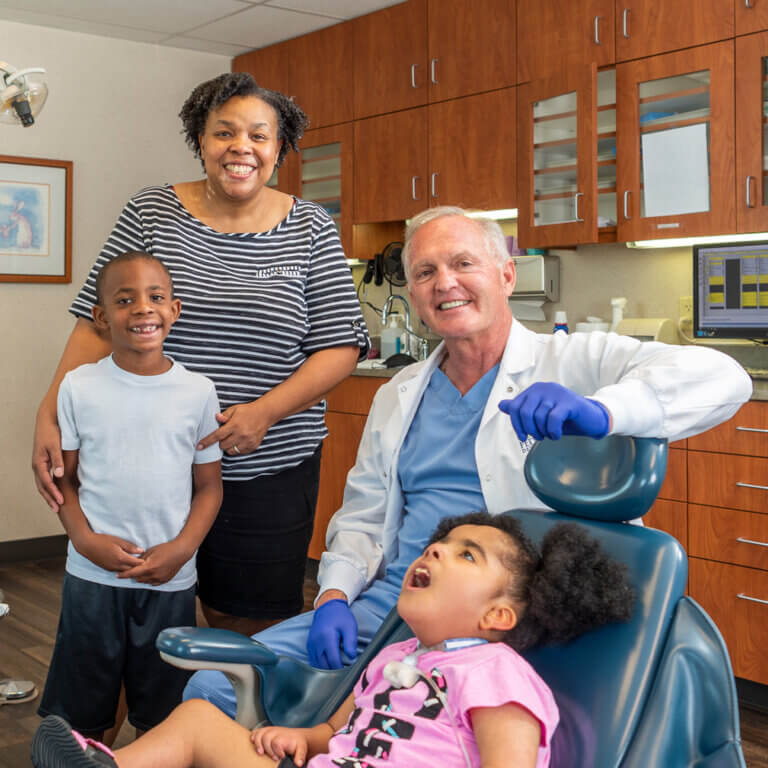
[307,594,358,670]
[499,382,612,441]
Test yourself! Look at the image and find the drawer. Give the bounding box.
[689,557,768,685]
[688,450,768,514]
[688,504,768,571]
[645,498,687,551]
[326,376,388,415]
[687,401,768,458]
[657,447,686,502]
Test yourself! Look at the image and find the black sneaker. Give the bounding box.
[31,716,118,767]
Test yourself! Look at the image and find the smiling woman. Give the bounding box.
[31,73,371,653]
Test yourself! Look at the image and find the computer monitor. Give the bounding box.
[693,241,768,340]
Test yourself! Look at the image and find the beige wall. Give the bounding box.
[1,21,230,544]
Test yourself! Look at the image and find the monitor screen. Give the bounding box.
[693,241,768,340]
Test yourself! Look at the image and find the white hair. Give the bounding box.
[402,206,511,281]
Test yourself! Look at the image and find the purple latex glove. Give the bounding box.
[307,599,358,670]
[499,382,610,441]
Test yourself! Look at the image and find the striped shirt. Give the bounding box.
[70,184,370,481]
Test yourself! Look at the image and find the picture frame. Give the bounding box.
[0,155,72,283]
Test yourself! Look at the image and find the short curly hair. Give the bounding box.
[178,72,308,170]
[428,512,635,652]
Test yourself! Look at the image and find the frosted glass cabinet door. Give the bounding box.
[518,66,598,248]
[616,41,735,242]
[736,32,768,234]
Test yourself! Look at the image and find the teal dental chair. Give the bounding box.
[158,435,746,767]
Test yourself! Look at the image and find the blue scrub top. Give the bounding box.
[382,363,500,590]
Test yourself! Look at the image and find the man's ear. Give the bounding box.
[480,602,518,633]
[92,303,109,332]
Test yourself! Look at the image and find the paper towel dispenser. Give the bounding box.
[510,254,559,301]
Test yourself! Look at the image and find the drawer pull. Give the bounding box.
[737,593,768,606]
[735,425,768,433]
[736,481,768,491]
[736,536,768,548]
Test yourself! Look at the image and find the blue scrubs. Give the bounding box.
[183,364,499,716]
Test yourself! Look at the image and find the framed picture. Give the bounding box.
[0,155,72,283]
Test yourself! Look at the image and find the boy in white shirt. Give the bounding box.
[38,252,223,742]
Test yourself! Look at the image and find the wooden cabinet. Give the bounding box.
[736,0,768,37]
[687,401,768,457]
[308,376,388,560]
[427,0,516,101]
[615,0,734,62]
[645,446,688,548]
[517,0,615,84]
[736,32,768,233]
[616,41,736,241]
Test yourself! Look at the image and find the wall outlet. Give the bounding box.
[679,295,693,320]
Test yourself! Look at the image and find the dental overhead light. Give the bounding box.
[0,61,48,127]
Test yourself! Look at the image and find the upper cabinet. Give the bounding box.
[352,0,429,120]
[615,0,734,61]
[427,0,516,101]
[736,0,768,36]
[518,0,615,83]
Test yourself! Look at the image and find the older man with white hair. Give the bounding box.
[185,206,751,715]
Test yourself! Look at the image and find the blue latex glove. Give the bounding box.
[499,382,610,441]
[307,599,358,670]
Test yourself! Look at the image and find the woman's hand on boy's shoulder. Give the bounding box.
[117,539,190,586]
[74,531,144,573]
[251,726,310,767]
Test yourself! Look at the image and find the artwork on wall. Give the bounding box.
[0,155,72,283]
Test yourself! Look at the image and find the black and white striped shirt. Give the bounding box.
[70,185,370,481]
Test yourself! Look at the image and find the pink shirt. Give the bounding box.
[309,638,559,768]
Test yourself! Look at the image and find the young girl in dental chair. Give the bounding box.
[32,512,634,768]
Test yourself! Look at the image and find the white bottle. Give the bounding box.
[610,297,627,332]
[381,315,404,359]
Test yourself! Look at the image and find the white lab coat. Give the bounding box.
[318,320,752,602]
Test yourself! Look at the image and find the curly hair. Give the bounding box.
[427,512,635,652]
[95,251,173,305]
[178,72,309,170]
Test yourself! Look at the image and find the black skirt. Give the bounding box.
[196,446,321,619]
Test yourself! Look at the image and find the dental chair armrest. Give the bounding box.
[156,627,277,728]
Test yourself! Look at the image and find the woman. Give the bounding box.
[32,73,370,637]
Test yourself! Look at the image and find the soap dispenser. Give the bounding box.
[610,297,627,333]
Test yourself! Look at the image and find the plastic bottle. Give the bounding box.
[610,297,627,332]
[553,310,568,334]
[381,314,404,359]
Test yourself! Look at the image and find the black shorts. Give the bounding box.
[38,573,196,735]
[196,447,321,620]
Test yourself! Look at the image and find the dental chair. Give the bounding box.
[158,435,746,767]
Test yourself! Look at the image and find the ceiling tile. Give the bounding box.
[162,36,251,56]
[189,4,336,48]
[0,6,167,42]
[265,0,401,19]
[0,0,250,35]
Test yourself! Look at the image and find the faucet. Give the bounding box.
[381,295,430,361]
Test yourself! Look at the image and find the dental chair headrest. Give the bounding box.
[524,435,668,523]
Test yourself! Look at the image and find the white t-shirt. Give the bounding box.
[57,355,222,591]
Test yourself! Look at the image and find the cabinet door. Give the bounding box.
[517,0,614,84]
[736,33,768,232]
[736,0,768,36]
[428,88,516,210]
[354,108,428,223]
[615,0,734,62]
[353,0,428,120]
[687,402,768,457]
[233,40,296,96]
[616,42,735,242]
[518,67,597,248]
[427,0,516,102]
[644,498,688,550]
[299,124,353,256]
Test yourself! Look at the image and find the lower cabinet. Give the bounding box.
[308,376,389,560]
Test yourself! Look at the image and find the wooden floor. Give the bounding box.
[1,556,767,767]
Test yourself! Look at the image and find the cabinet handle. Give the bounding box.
[431,172,439,198]
[574,192,584,222]
[411,64,418,89]
[746,176,756,208]
[746,0,754,7]
[736,425,768,433]
[737,593,768,605]
[736,481,768,491]
[736,536,768,548]
[622,8,631,38]
[623,190,631,220]
[430,58,438,84]
[594,16,602,45]
[411,175,421,200]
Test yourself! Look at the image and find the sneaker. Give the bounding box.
[31,716,118,768]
